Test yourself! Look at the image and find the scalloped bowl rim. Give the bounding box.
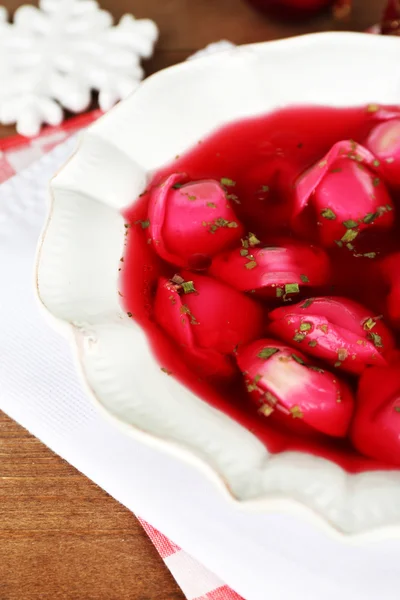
[36,32,400,540]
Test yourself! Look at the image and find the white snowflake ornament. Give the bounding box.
[0,0,158,136]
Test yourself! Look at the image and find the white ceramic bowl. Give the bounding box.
[37,32,400,537]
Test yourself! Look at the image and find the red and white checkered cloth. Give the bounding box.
[0,112,243,600]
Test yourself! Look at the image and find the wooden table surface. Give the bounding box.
[0,1,387,598]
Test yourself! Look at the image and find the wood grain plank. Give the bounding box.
[0,412,184,600]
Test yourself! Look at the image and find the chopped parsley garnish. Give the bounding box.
[181,281,197,295]
[368,332,383,348]
[258,348,279,360]
[221,178,236,187]
[300,274,309,283]
[135,219,150,229]
[203,217,238,233]
[308,366,325,373]
[180,305,199,325]
[227,193,240,204]
[285,283,300,295]
[260,185,270,192]
[291,354,305,365]
[341,229,358,243]
[363,317,376,331]
[373,177,381,187]
[299,322,312,332]
[259,404,274,417]
[172,183,184,189]
[317,324,328,334]
[308,340,318,347]
[293,333,305,342]
[248,232,261,247]
[290,406,304,419]
[343,219,358,229]
[240,248,249,256]
[363,212,378,224]
[321,208,336,220]
[245,260,257,270]
[334,361,342,368]
[373,159,380,167]
[276,287,284,298]
[301,298,314,309]
[206,202,216,208]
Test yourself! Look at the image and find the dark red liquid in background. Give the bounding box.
[122,105,400,474]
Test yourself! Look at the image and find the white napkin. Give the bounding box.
[2,134,400,600]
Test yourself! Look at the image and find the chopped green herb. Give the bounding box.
[363,212,378,224]
[308,340,318,347]
[321,208,336,220]
[172,183,184,189]
[373,159,381,167]
[221,178,236,187]
[308,366,325,373]
[227,193,240,204]
[301,298,314,309]
[363,252,377,259]
[161,367,172,375]
[300,274,309,283]
[334,361,342,368]
[180,304,199,325]
[386,204,393,211]
[373,177,381,187]
[285,283,300,295]
[346,243,355,251]
[318,324,329,334]
[343,219,358,229]
[135,219,150,229]
[248,232,261,247]
[260,185,270,192]
[227,221,238,228]
[338,348,348,361]
[258,348,279,360]
[335,240,343,248]
[206,202,216,208]
[319,160,328,168]
[290,405,303,419]
[240,248,249,257]
[341,229,358,243]
[368,332,383,348]
[293,333,306,343]
[330,168,342,173]
[363,317,376,331]
[254,374,262,384]
[291,353,305,365]
[395,407,400,414]
[182,281,197,295]
[300,322,312,332]
[245,260,257,270]
[276,287,284,298]
[259,404,274,417]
